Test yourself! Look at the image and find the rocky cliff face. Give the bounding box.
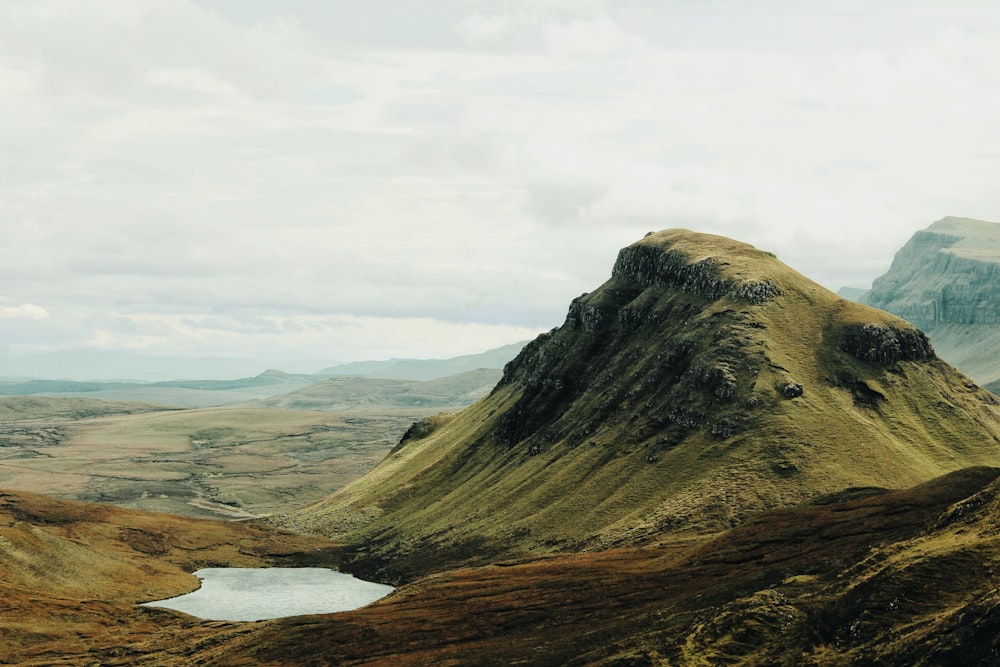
[862,217,1000,384]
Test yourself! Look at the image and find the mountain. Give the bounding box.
[836,286,868,301]
[316,341,528,381]
[279,229,1000,580]
[256,368,502,412]
[862,217,1000,389]
[4,349,288,382]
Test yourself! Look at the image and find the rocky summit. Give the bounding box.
[862,216,1000,391]
[283,229,1000,580]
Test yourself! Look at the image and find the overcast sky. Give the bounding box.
[2,1,999,378]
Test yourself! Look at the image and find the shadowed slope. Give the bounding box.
[279,229,1000,579]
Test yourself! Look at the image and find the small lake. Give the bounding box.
[140,567,394,622]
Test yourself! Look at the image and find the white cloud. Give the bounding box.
[456,13,511,48]
[0,304,50,320]
[543,18,637,56]
[146,68,239,95]
[2,1,1000,377]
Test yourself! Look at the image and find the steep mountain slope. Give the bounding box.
[862,216,1000,386]
[282,229,1000,578]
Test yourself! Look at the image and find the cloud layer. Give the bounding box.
[2,1,999,377]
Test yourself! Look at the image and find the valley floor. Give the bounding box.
[0,398,423,519]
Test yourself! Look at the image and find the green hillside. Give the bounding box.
[280,229,1000,579]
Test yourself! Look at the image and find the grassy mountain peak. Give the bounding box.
[280,229,1000,580]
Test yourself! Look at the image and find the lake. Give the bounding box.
[140,567,394,622]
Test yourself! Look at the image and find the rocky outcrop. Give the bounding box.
[839,323,934,365]
[492,235,785,456]
[611,243,783,305]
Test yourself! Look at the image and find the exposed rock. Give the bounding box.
[839,323,934,365]
[780,383,803,399]
[611,243,784,305]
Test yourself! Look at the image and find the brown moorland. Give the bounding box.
[193,466,1000,666]
[0,489,339,665]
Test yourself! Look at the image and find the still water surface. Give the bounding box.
[141,567,394,622]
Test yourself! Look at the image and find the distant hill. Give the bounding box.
[279,229,1000,580]
[0,370,321,408]
[316,342,528,381]
[836,286,868,301]
[256,369,502,412]
[0,345,529,408]
[862,216,1000,386]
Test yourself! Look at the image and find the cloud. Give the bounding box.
[0,304,49,320]
[543,18,637,56]
[2,1,1000,376]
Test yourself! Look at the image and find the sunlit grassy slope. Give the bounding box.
[282,229,1000,576]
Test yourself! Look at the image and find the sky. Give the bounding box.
[2,1,1000,379]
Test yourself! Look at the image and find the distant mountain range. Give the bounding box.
[255,369,503,412]
[315,342,528,381]
[0,345,525,409]
[0,370,319,408]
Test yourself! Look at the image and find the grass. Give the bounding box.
[0,400,422,518]
[198,467,1000,666]
[0,489,339,665]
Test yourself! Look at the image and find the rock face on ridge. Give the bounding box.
[862,217,1000,387]
[282,229,1000,580]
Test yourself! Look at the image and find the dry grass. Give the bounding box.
[198,467,1000,666]
[0,401,421,518]
[0,489,339,665]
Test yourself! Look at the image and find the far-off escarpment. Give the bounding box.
[862,217,1000,390]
